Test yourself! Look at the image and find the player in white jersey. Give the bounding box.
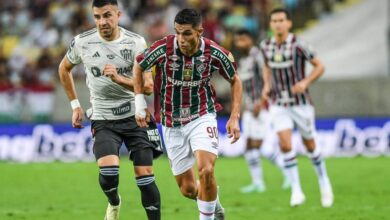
[261,8,333,207]
[234,29,290,193]
[58,1,162,219]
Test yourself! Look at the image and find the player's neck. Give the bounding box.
[180,39,201,57]
[275,32,289,45]
[101,27,121,41]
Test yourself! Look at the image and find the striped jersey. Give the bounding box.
[237,46,264,110]
[66,27,147,120]
[136,35,237,127]
[260,33,315,106]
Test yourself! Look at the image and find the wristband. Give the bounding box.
[135,94,147,116]
[70,99,81,110]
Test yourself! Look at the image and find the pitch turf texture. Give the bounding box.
[1,157,389,220]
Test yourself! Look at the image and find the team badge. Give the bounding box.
[228,52,235,62]
[196,63,207,74]
[120,49,132,60]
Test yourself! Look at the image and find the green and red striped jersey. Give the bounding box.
[136,35,237,127]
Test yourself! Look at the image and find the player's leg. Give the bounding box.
[92,120,122,220]
[188,113,224,220]
[270,105,305,206]
[131,148,161,220]
[294,105,333,207]
[123,117,163,219]
[240,111,265,193]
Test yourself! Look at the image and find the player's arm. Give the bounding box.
[58,56,83,129]
[133,61,151,127]
[261,63,272,101]
[291,57,324,94]
[226,73,242,144]
[103,64,153,95]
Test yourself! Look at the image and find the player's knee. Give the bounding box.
[179,182,197,199]
[198,165,215,186]
[280,145,292,153]
[134,166,154,177]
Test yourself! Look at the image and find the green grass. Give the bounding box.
[1,157,389,220]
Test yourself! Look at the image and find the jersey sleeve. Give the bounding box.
[66,36,82,65]
[136,38,167,71]
[259,41,269,65]
[296,39,316,61]
[212,46,237,81]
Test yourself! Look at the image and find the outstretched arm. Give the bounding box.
[226,74,242,144]
[58,56,83,129]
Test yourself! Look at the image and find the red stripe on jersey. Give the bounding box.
[163,35,176,127]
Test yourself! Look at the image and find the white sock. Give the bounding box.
[309,147,331,190]
[197,199,216,220]
[267,151,289,180]
[282,151,303,195]
[244,149,263,185]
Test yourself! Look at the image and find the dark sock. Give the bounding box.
[136,175,161,220]
[99,166,120,206]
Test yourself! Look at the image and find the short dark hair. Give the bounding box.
[269,8,291,20]
[92,0,118,8]
[235,29,254,39]
[174,8,202,27]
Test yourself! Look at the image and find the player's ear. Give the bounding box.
[287,20,292,29]
[197,26,204,38]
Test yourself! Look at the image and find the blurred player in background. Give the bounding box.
[133,8,242,220]
[261,8,334,207]
[58,0,163,219]
[233,29,290,193]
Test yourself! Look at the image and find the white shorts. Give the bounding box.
[242,110,270,140]
[162,113,219,176]
[269,105,316,139]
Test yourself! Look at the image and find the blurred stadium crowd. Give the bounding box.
[0,0,344,122]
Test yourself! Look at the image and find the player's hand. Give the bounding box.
[253,101,262,117]
[261,86,270,102]
[226,115,240,144]
[291,80,309,94]
[72,107,84,129]
[135,108,151,128]
[103,64,122,84]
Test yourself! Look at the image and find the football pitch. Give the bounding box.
[0,156,389,220]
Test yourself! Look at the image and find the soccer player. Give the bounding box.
[133,9,242,220]
[58,1,163,219]
[233,29,290,193]
[260,8,334,207]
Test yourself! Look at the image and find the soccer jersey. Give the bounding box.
[136,35,237,127]
[260,33,315,106]
[237,46,264,110]
[66,27,147,120]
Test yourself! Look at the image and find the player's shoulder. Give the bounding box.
[206,37,231,55]
[121,27,145,41]
[149,35,173,49]
[260,37,272,48]
[72,28,98,45]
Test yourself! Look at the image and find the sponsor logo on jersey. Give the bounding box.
[146,129,161,142]
[212,49,232,70]
[196,55,208,62]
[120,49,132,60]
[169,55,180,62]
[92,51,100,58]
[167,76,208,87]
[106,54,115,59]
[111,102,131,115]
[183,69,192,81]
[168,62,180,71]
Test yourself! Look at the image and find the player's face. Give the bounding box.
[174,23,203,54]
[234,34,253,52]
[93,5,121,40]
[270,12,292,36]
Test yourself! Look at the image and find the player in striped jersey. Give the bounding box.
[261,8,334,207]
[133,9,242,220]
[234,29,290,194]
[58,1,162,219]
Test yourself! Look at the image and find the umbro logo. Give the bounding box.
[92,51,100,57]
[144,206,159,211]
